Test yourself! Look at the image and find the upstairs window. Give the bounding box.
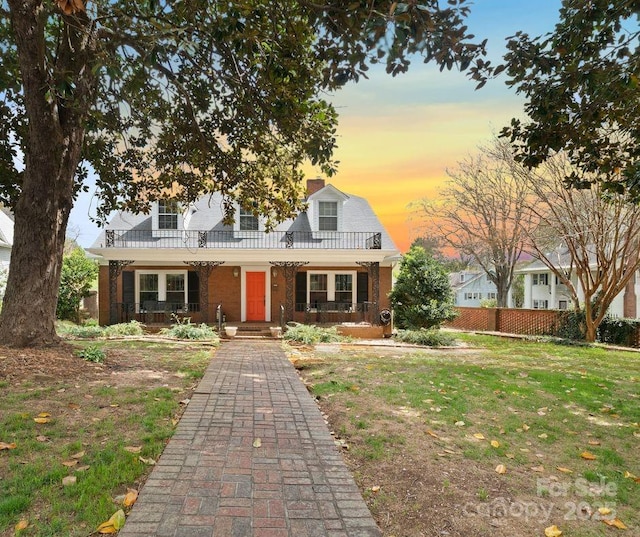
[239,206,259,231]
[158,200,179,230]
[318,201,338,231]
[532,273,549,286]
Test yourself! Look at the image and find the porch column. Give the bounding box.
[270,261,309,324]
[185,261,224,324]
[109,260,133,324]
[356,261,380,325]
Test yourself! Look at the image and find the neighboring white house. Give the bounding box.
[517,255,640,318]
[450,269,500,307]
[0,207,13,268]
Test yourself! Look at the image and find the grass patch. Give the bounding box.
[0,338,212,536]
[291,334,640,536]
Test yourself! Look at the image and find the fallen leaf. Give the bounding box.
[531,465,545,473]
[522,424,530,431]
[0,441,17,450]
[602,518,627,529]
[370,485,381,493]
[97,509,126,534]
[36,435,48,442]
[588,440,601,446]
[473,433,486,440]
[545,525,563,537]
[139,456,156,465]
[624,471,637,479]
[33,417,50,424]
[581,451,597,460]
[505,453,515,459]
[37,412,51,418]
[123,489,138,508]
[68,403,80,410]
[454,421,465,427]
[490,440,500,448]
[110,404,119,408]
[598,507,612,516]
[253,438,262,448]
[124,446,142,453]
[71,450,85,459]
[14,519,29,531]
[62,475,77,486]
[538,433,548,439]
[426,430,440,439]
[495,464,507,475]
[171,419,179,427]
[556,467,573,474]
[62,460,78,467]
[75,465,90,472]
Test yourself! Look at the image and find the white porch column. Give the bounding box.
[524,273,532,309]
[549,274,557,309]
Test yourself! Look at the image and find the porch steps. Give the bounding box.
[224,323,282,340]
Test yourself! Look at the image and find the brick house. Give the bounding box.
[88,179,400,327]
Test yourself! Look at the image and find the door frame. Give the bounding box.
[240,266,272,322]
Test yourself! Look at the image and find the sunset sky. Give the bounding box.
[71,1,562,251]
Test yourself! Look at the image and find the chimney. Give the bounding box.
[306,177,325,197]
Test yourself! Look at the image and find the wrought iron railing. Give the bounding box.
[104,229,382,250]
[110,302,200,324]
[294,302,376,325]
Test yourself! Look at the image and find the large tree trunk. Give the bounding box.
[0,1,88,347]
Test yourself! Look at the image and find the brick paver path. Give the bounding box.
[119,340,381,537]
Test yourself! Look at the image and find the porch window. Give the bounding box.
[309,274,328,307]
[334,274,353,304]
[158,200,179,230]
[137,271,187,310]
[239,206,259,231]
[318,201,338,231]
[533,299,549,309]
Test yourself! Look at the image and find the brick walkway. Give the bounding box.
[119,340,381,537]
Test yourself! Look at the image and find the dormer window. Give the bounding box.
[318,201,338,231]
[158,200,179,230]
[239,206,259,231]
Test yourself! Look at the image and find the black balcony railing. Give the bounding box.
[104,229,382,249]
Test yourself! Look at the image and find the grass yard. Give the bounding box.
[291,333,640,537]
[0,339,213,537]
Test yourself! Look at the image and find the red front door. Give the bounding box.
[246,272,266,321]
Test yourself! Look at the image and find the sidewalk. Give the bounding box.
[118,340,381,537]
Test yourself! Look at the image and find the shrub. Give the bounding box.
[76,344,106,363]
[393,329,456,347]
[597,316,640,346]
[56,247,99,322]
[283,323,344,344]
[103,320,145,337]
[389,246,457,329]
[160,317,220,342]
[58,322,105,338]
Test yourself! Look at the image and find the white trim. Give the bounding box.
[240,266,272,322]
[307,270,357,305]
[135,269,188,311]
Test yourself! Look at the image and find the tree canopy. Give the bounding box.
[0,0,488,346]
[501,0,640,197]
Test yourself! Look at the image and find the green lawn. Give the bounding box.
[293,333,640,536]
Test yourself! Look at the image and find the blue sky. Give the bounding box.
[70,0,563,250]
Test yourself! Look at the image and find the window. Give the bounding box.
[459,273,465,283]
[488,292,497,300]
[533,273,549,286]
[318,201,338,231]
[309,274,328,307]
[334,274,353,305]
[158,200,179,230]
[558,300,568,310]
[137,271,187,310]
[308,271,356,308]
[239,206,259,231]
[533,299,549,309]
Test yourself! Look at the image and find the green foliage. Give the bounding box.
[283,323,344,344]
[0,266,8,300]
[160,317,220,341]
[56,248,99,323]
[103,320,145,337]
[57,321,104,339]
[502,1,640,198]
[597,316,640,347]
[389,246,458,329]
[76,344,106,363]
[393,328,456,347]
